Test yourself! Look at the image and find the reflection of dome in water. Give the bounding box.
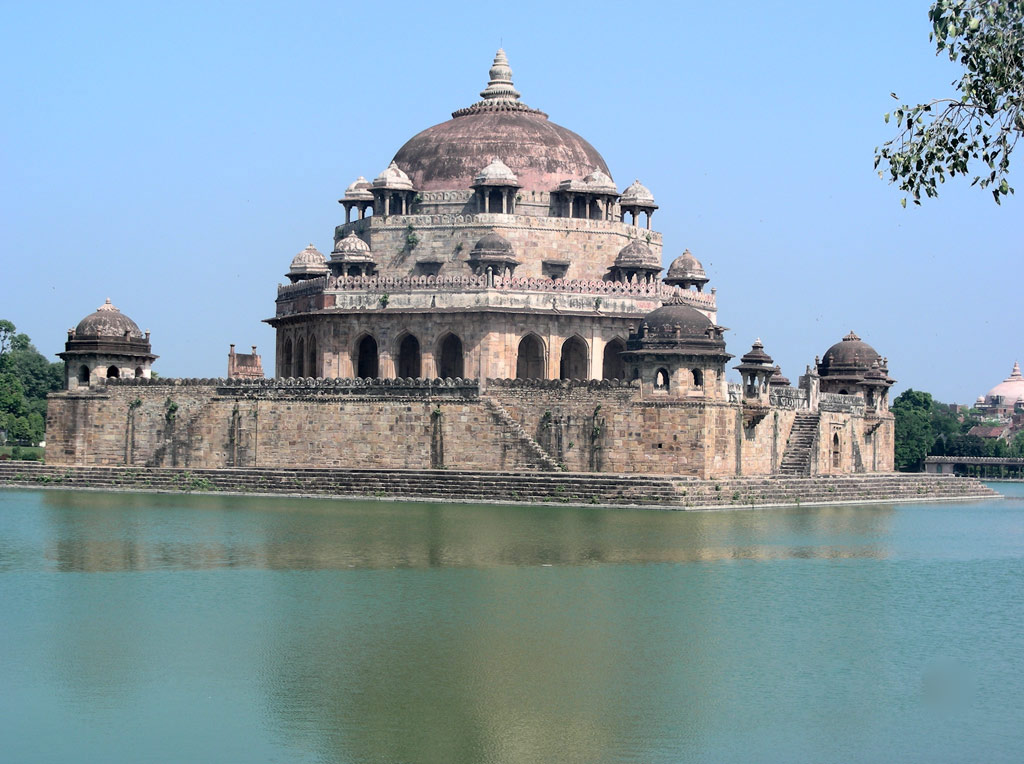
[392,49,610,192]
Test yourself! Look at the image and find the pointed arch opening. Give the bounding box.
[106,366,120,379]
[134,367,143,379]
[517,334,545,379]
[397,334,421,379]
[282,338,293,378]
[356,335,379,379]
[832,433,841,468]
[307,336,318,378]
[602,338,626,380]
[295,337,306,378]
[654,368,670,391]
[559,336,588,380]
[437,333,464,379]
[77,365,90,385]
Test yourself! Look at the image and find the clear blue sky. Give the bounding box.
[1,1,1019,404]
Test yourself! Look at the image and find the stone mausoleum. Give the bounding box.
[45,50,895,477]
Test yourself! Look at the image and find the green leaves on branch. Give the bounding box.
[875,0,1022,205]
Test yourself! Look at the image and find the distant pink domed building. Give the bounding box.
[977,362,1024,416]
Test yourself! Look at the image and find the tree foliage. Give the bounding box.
[0,320,64,447]
[893,389,935,471]
[876,0,1023,205]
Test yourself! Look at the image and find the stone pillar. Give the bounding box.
[501,191,507,214]
[422,352,437,379]
[379,351,395,379]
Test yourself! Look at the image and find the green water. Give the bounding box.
[1,485,1023,763]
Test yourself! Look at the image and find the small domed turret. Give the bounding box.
[328,232,376,278]
[664,249,709,292]
[60,299,156,388]
[287,244,328,283]
[468,231,519,275]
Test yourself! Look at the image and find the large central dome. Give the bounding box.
[392,50,610,192]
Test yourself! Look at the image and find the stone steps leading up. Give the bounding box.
[778,412,820,475]
[0,462,1000,509]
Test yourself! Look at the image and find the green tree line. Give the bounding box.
[893,388,1024,471]
[0,320,64,446]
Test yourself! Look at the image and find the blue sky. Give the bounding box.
[1,1,1019,404]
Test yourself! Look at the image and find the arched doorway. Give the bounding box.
[832,433,841,468]
[134,367,143,379]
[356,335,379,379]
[77,365,90,385]
[516,335,545,379]
[437,334,464,379]
[106,366,120,379]
[295,338,305,377]
[397,334,421,378]
[654,368,670,390]
[559,336,588,380]
[602,338,626,380]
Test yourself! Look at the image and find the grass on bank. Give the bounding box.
[0,445,44,461]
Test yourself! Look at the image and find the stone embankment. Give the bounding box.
[0,462,1000,509]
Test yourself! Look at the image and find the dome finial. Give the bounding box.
[480,48,521,103]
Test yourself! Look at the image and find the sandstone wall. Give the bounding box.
[45,380,533,472]
[45,379,892,478]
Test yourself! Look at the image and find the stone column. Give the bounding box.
[422,352,436,379]
[379,351,396,379]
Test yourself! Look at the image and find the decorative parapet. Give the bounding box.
[769,386,809,410]
[276,273,715,311]
[104,375,480,397]
[485,378,639,390]
[819,392,866,414]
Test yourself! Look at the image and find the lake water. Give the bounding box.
[1,485,1023,763]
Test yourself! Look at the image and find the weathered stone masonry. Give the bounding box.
[46,376,892,478]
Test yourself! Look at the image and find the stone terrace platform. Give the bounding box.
[0,463,1000,509]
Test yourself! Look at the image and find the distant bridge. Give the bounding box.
[925,456,1024,478]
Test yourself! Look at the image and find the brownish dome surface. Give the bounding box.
[393,111,609,193]
[391,50,609,193]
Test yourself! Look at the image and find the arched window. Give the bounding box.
[654,368,669,391]
[295,338,305,378]
[691,368,704,387]
[437,334,464,379]
[517,335,545,379]
[602,338,626,380]
[282,338,293,378]
[356,335,379,379]
[398,334,421,379]
[78,365,90,385]
[832,433,841,468]
[307,336,318,378]
[106,366,120,379]
[559,336,588,380]
[134,367,143,379]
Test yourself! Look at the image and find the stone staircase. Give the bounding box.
[667,473,1001,508]
[779,412,820,475]
[0,462,1000,509]
[481,395,561,471]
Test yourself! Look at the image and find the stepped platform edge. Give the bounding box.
[0,463,1001,510]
